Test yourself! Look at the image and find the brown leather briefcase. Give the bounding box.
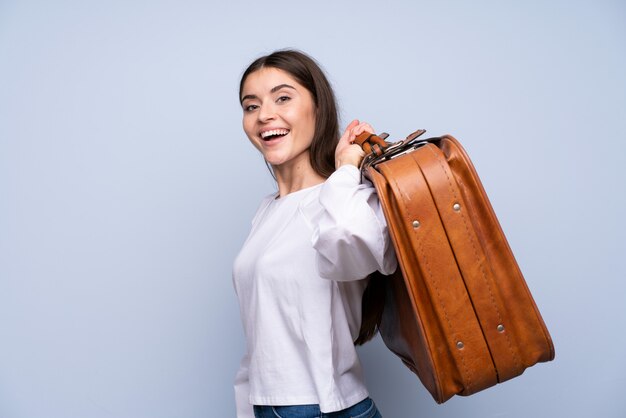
[355,130,555,403]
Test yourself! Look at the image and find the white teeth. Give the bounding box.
[261,129,289,139]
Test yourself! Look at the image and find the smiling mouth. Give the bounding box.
[260,129,290,141]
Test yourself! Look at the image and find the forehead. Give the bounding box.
[241,67,304,96]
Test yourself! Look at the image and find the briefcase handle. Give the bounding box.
[353,132,390,156]
[355,129,430,178]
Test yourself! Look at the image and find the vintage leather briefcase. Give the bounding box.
[354,130,555,403]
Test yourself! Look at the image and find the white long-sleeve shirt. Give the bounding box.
[232,165,397,417]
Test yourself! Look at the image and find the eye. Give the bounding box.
[243,104,258,112]
[276,95,291,104]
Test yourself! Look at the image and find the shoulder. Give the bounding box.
[250,193,277,226]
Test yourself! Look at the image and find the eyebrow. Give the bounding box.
[240,83,297,104]
[271,83,296,93]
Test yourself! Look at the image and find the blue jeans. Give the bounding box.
[253,397,382,418]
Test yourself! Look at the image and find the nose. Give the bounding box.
[257,102,277,123]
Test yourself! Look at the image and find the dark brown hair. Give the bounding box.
[239,50,385,345]
[239,49,339,178]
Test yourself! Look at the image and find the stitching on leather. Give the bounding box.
[374,168,443,400]
[415,217,473,390]
[427,144,522,372]
[388,157,472,391]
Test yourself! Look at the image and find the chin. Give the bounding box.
[262,153,289,167]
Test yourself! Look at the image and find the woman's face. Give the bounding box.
[241,67,316,169]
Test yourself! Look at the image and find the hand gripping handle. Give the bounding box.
[354,129,428,182]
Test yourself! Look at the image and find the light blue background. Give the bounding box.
[1,1,624,417]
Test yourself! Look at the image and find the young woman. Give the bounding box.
[232,50,397,418]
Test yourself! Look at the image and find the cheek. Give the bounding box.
[305,111,317,139]
[244,132,261,150]
[242,119,262,152]
[292,106,316,136]
[242,116,255,139]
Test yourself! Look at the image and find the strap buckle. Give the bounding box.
[359,129,430,181]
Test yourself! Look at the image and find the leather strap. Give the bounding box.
[376,144,499,396]
[354,132,389,157]
[413,144,524,381]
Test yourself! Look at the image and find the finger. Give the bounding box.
[344,120,360,136]
[340,119,360,144]
[345,124,366,148]
[361,123,375,134]
[353,122,375,137]
[351,143,366,156]
[341,119,360,144]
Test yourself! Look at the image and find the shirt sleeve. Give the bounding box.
[234,353,254,418]
[301,164,397,281]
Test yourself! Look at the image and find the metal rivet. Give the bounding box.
[412,220,420,228]
[456,341,464,349]
[453,203,461,212]
[497,324,505,333]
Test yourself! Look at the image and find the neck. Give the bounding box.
[272,152,325,198]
